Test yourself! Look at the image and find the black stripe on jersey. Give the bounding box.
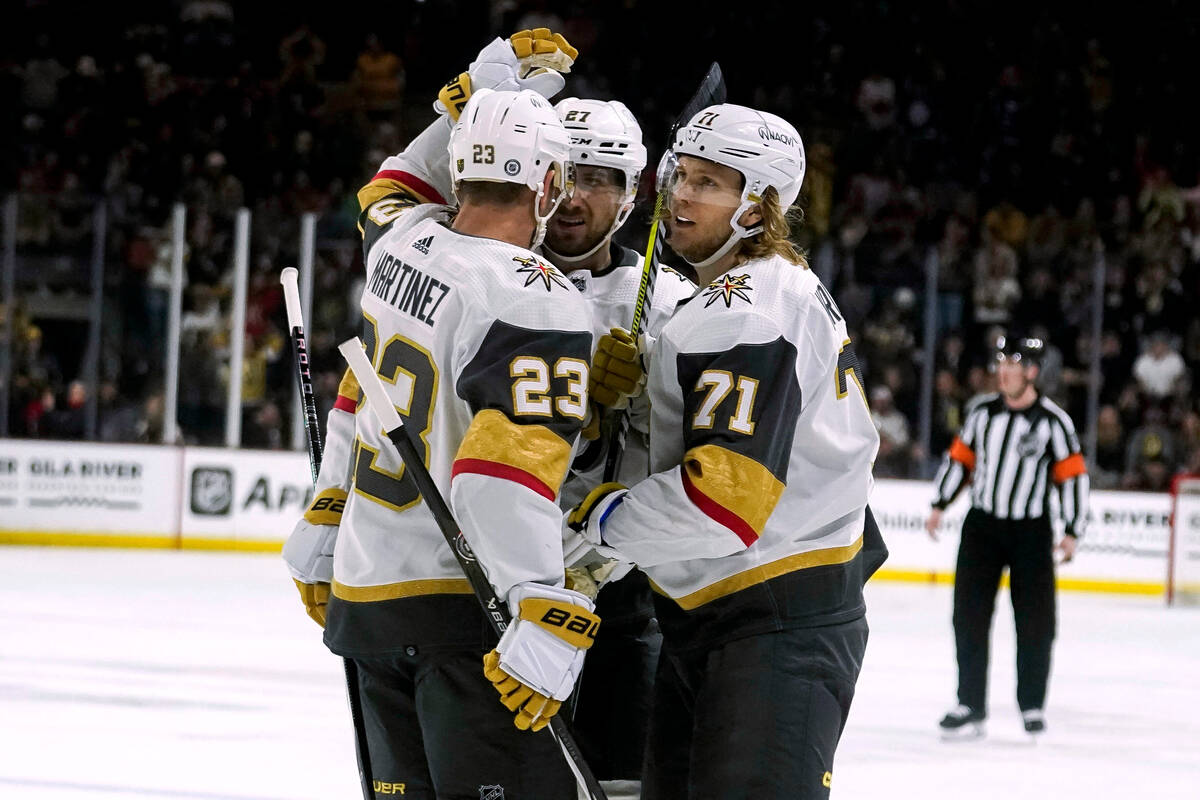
[988,413,1018,514]
[456,320,593,444]
[675,337,802,482]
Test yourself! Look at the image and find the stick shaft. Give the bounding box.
[281,270,374,800]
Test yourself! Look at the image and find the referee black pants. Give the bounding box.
[953,508,1057,714]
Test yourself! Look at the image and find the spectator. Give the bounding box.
[871,385,914,478]
[1132,331,1188,400]
[42,380,87,440]
[1092,405,1125,490]
[1124,404,1179,482]
[353,34,405,121]
[971,232,1021,328]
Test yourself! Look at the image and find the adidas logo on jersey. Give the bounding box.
[411,235,434,254]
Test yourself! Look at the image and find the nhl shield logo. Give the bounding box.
[1017,430,1047,458]
[190,467,233,515]
[479,785,504,800]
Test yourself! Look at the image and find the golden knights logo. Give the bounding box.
[702,273,753,308]
[513,255,569,291]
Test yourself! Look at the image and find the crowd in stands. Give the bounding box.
[2,0,1197,490]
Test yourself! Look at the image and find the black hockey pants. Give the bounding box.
[353,646,576,800]
[953,508,1057,714]
[642,617,868,800]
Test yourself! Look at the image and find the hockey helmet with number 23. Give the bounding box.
[448,87,575,248]
[665,103,806,268]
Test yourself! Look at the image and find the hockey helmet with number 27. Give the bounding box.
[549,97,648,262]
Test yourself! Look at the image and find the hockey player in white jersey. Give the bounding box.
[566,105,889,798]
[284,30,602,798]
[542,98,694,799]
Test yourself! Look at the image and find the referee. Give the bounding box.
[924,335,1089,738]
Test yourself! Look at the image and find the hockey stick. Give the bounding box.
[602,61,726,482]
[280,268,375,800]
[338,337,609,800]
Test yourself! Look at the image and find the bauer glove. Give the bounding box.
[435,28,578,122]
[282,487,346,628]
[590,327,645,410]
[483,582,600,731]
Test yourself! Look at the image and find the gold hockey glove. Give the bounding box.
[282,487,346,629]
[483,583,599,731]
[590,328,644,409]
[436,29,577,122]
[293,579,330,628]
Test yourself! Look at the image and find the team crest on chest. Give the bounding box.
[702,273,753,308]
[513,255,569,291]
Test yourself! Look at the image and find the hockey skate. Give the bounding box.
[1022,708,1046,736]
[939,704,986,740]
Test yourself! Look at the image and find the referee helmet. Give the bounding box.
[996,333,1045,367]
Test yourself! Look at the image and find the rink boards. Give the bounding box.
[0,438,1173,595]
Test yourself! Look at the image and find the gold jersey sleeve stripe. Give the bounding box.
[357,169,447,212]
[681,444,785,546]
[652,535,865,610]
[452,409,571,501]
[332,578,473,602]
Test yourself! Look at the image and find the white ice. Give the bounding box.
[1,546,1197,799]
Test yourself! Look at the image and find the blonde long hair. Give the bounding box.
[739,186,808,267]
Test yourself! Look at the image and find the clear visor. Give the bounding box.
[657,150,743,217]
[550,160,576,203]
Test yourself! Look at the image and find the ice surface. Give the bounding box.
[1,547,1197,799]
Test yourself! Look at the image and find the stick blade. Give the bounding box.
[673,62,727,132]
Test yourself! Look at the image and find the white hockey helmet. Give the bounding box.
[448,87,574,247]
[668,103,806,268]
[548,97,648,262]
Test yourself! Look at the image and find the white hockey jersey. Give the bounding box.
[323,195,593,655]
[596,255,885,642]
[558,242,696,508]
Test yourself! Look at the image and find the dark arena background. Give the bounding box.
[1,2,1198,798]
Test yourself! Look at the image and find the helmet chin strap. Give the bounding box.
[682,199,763,271]
[531,182,567,250]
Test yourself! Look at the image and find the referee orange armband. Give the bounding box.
[1052,453,1087,483]
[949,436,975,471]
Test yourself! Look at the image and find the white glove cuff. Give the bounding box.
[587,489,628,545]
[282,522,337,584]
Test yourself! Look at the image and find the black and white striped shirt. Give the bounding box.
[932,393,1089,536]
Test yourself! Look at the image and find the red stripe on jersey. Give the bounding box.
[681,469,758,547]
[451,458,556,502]
[333,394,357,413]
[372,169,447,205]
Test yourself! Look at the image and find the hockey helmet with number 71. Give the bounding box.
[664,103,806,267]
